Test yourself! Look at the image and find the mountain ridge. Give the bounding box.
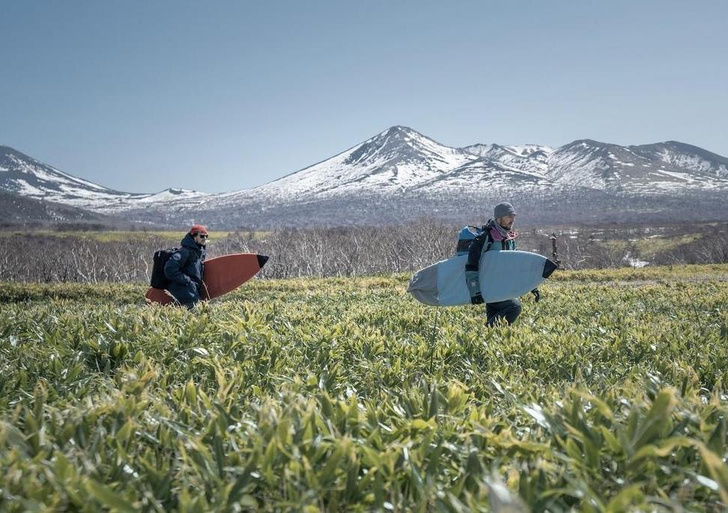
[2,127,728,228]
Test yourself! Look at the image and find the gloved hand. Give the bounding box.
[531,288,541,302]
[471,293,484,305]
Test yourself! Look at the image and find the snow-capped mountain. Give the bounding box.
[0,145,130,203]
[217,127,728,207]
[2,126,728,228]
[187,127,728,227]
[0,145,209,213]
[222,126,476,203]
[211,127,558,212]
[544,139,728,193]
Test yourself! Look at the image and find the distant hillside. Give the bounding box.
[0,190,133,229]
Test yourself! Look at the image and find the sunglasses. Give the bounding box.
[195,233,209,239]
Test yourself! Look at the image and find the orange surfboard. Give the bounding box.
[145,253,269,305]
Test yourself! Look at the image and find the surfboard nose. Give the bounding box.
[257,254,269,269]
[542,259,558,279]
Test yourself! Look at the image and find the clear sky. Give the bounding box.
[1,0,726,194]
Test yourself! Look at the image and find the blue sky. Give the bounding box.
[1,1,726,193]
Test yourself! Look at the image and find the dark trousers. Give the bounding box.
[486,299,522,327]
[180,301,198,310]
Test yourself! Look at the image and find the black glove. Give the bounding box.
[531,288,541,302]
[471,293,484,305]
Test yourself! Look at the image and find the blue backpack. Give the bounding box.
[456,225,487,256]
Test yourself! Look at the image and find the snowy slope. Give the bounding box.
[0,145,210,213]
[0,145,132,204]
[545,140,728,192]
[461,143,553,176]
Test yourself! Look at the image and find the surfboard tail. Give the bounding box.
[407,266,441,306]
[542,259,558,279]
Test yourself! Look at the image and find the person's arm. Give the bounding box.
[164,249,191,285]
[465,232,489,304]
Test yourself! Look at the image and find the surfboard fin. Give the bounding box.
[257,254,269,268]
[542,259,558,279]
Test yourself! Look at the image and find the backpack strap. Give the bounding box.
[484,231,494,253]
[465,229,493,273]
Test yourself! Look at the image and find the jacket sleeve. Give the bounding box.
[164,248,191,285]
[465,270,480,298]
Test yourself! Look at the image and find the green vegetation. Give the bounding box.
[594,234,705,261]
[1,266,727,511]
[633,234,704,259]
[0,229,187,242]
[549,263,728,283]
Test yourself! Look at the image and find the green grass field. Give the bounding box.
[1,266,727,511]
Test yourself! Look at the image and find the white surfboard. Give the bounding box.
[408,251,557,306]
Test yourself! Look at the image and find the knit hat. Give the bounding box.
[494,202,516,218]
[189,224,208,236]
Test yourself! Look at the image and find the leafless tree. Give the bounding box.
[2,221,726,283]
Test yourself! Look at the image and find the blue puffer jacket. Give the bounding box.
[164,233,206,303]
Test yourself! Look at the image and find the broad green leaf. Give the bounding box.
[86,480,136,513]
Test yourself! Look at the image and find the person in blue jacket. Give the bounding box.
[164,224,208,309]
[465,202,540,326]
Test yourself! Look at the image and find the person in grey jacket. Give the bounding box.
[164,224,208,309]
[465,202,539,326]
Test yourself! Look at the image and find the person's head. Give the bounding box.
[494,202,516,230]
[189,224,209,246]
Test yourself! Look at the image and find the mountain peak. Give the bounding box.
[563,139,613,150]
[343,125,459,168]
[380,125,420,137]
[1,145,37,164]
[367,125,434,148]
[637,140,728,161]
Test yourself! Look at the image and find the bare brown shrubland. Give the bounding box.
[1,221,726,283]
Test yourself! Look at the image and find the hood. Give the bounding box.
[180,233,204,251]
